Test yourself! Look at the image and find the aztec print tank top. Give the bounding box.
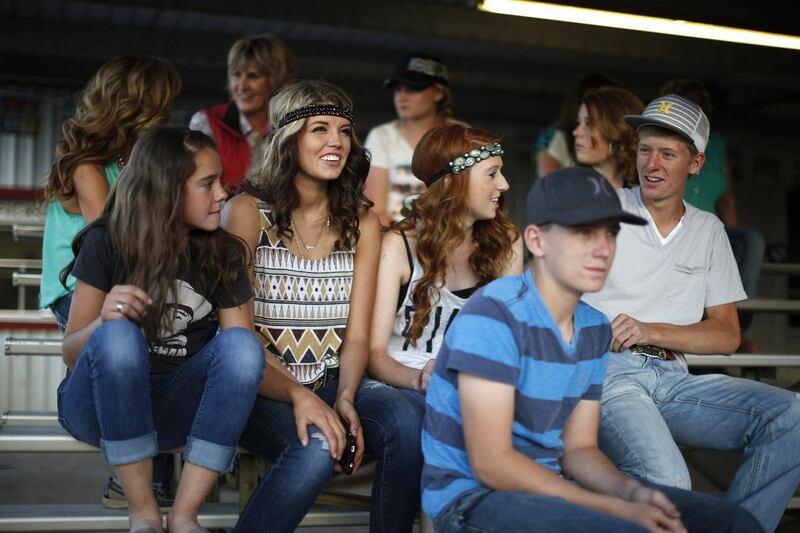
[253,202,355,385]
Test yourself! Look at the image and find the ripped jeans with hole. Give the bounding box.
[235,376,424,533]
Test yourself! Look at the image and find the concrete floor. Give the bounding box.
[2,268,799,531]
[3,449,800,531]
[0,452,380,532]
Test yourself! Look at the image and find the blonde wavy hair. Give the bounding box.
[227,33,297,96]
[395,123,519,345]
[44,55,181,203]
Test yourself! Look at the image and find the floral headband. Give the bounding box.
[426,142,504,185]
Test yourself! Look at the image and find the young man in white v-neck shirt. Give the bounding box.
[582,94,800,532]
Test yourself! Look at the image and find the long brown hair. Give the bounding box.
[582,87,644,186]
[44,55,181,203]
[396,123,519,345]
[554,73,618,162]
[63,126,248,341]
[245,80,372,250]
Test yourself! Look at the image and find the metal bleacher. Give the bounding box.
[0,275,372,530]
[1,228,799,530]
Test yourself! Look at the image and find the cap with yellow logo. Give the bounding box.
[624,94,709,153]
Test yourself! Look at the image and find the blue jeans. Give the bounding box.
[434,483,762,532]
[235,377,424,533]
[726,226,765,332]
[58,320,263,472]
[53,296,174,493]
[599,351,800,532]
[50,293,72,333]
[725,226,765,299]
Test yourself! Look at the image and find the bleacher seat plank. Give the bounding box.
[4,337,62,356]
[739,298,800,313]
[11,273,40,287]
[0,503,370,531]
[0,426,97,453]
[1,412,58,426]
[0,311,57,329]
[763,262,800,275]
[686,354,800,367]
[0,259,41,270]
[11,225,44,242]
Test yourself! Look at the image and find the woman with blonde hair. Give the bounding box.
[368,121,522,405]
[572,86,643,189]
[41,54,181,330]
[190,33,296,190]
[224,79,425,532]
[364,54,455,224]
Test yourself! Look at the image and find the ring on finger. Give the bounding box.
[115,301,124,313]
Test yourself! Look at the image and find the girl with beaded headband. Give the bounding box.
[58,126,263,533]
[223,79,425,532]
[42,55,181,330]
[367,120,522,459]
[573,86,644,189]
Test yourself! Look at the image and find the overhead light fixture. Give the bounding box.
[479,0,800,50]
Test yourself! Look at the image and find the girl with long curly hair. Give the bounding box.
[368,122,522,401]
[223,79,424,532]
[58,126,263,533]
[41,55,181,329]
[572,86,644,189]
[366,123,521,529]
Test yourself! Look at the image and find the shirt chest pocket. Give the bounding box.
[667,263,706,305]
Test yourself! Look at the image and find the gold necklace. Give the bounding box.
[290,213,330,259]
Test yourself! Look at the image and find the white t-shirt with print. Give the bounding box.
[364,120,424,221]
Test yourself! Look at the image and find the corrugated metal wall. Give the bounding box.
[0,90,68,411]
[0,89,69,190]
[0,330,64,412]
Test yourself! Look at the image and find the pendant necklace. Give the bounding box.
[290,213,331,260]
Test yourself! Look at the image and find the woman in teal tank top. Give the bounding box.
[40,55,181,329]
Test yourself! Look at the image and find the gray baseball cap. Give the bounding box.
[624,94,709,153]
[525,167,647,227]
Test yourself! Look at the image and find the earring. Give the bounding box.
[608,142,614,155]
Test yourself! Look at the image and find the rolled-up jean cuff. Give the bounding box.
[100,432,158,466]
[183,436,237,473]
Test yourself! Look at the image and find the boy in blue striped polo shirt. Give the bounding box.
[421,167,762,533]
